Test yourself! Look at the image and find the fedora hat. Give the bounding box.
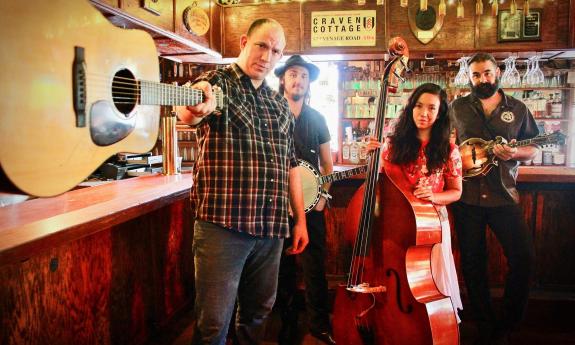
[274,55,320,82]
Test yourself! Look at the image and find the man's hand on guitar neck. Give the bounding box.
[176,81,218,125]
[493,139,518,161]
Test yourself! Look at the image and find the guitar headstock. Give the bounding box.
[384,37,410,94]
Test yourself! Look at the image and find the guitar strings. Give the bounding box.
[84,74,223,106]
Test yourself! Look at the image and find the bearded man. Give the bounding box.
[449,52,540,345]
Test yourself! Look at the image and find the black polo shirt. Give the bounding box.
[449,89,539,206]
[294,104,331,171]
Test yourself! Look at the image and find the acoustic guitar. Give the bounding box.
[297,159,367,212]
[459,131,566,178]
[0,0,223,197]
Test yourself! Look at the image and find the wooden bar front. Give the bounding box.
[323,167,575,293]
[0,174,194,345]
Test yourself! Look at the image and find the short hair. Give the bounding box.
[468,52,498,67]
[246,18,282,37]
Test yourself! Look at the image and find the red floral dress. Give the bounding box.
[382,140,462,192]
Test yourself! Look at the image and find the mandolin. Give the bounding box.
[459,131,566,178]
[0,0,223,197]
[296,159,367,213]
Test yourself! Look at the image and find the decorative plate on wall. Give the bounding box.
[183,6,210,36]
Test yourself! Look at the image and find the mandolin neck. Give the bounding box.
[509,134,556,148]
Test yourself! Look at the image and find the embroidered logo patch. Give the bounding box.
[501,111,515,123]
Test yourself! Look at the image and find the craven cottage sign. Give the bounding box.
[311,10,377,47]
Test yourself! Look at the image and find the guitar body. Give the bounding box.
[0,0,160,196]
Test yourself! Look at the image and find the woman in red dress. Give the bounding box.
[367,82,464,320]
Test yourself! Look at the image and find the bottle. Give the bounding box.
[532,148,543,166]
[551,92,563,118]
[342,127,352,162]
[349,140,359,164]
[359,139,368,163]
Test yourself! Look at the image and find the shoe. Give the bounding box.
[310,331,336,345]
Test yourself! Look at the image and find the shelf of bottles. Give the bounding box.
[511,89,570,166]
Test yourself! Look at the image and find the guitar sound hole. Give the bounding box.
[112,69,137,116]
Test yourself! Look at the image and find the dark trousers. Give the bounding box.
[277,211,331,336]
[451,201,534,336]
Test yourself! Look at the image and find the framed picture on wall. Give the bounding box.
[497,9,542,42]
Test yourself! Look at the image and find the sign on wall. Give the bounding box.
[311,10,376,47]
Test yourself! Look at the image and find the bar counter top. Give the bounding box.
[333,164,575,183]
[0,173,194,265]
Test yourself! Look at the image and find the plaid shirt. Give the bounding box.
[190,64,297,238]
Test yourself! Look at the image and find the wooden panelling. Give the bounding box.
[174,0,218,50]
[477,0,571,50]
[222,3,302,57]
[219,0,573,57]
[121,0,174,31]
[0,198,193,345]
[531,189,575,289]
[324,180,575,292]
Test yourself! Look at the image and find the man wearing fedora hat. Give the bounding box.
[274,55,336,345]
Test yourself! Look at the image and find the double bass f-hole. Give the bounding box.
[386,268,413,314]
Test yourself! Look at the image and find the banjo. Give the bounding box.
[297,159,367,213]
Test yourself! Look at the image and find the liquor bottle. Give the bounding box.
[551,92,563,118]
[349,141,359,164]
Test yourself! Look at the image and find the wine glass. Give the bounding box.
[531,55,545,86]
[454,57,470,87]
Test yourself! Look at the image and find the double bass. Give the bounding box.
[332,38,459,345]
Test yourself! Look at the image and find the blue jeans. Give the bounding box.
[191,220,284,345]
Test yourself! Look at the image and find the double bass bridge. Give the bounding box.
[346,283,387,294]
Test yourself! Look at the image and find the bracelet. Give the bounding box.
[320,189,332,200]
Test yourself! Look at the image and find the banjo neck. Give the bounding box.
[319,165,368,185]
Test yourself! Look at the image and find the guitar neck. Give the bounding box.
[139,80,223,108]
[319,165,368,184]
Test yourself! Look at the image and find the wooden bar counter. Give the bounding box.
[324,166,575,295]
[0,174,195,345]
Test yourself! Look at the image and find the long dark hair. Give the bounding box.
[388,83,451,173]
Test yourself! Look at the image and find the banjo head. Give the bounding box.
[296,159,322,212]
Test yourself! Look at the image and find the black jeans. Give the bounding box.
[277,210,331,334]
[451,201,534,336]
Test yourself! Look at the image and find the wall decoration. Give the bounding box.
[407,4,445,44]
[183,6,210,36]
[497,9,542,42]
[141,0,161,15]
[310,10,376,47]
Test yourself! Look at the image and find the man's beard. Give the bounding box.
[291,93,304,101]
[470,77,500,99]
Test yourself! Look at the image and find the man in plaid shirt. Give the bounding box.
[177,18,308,345]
